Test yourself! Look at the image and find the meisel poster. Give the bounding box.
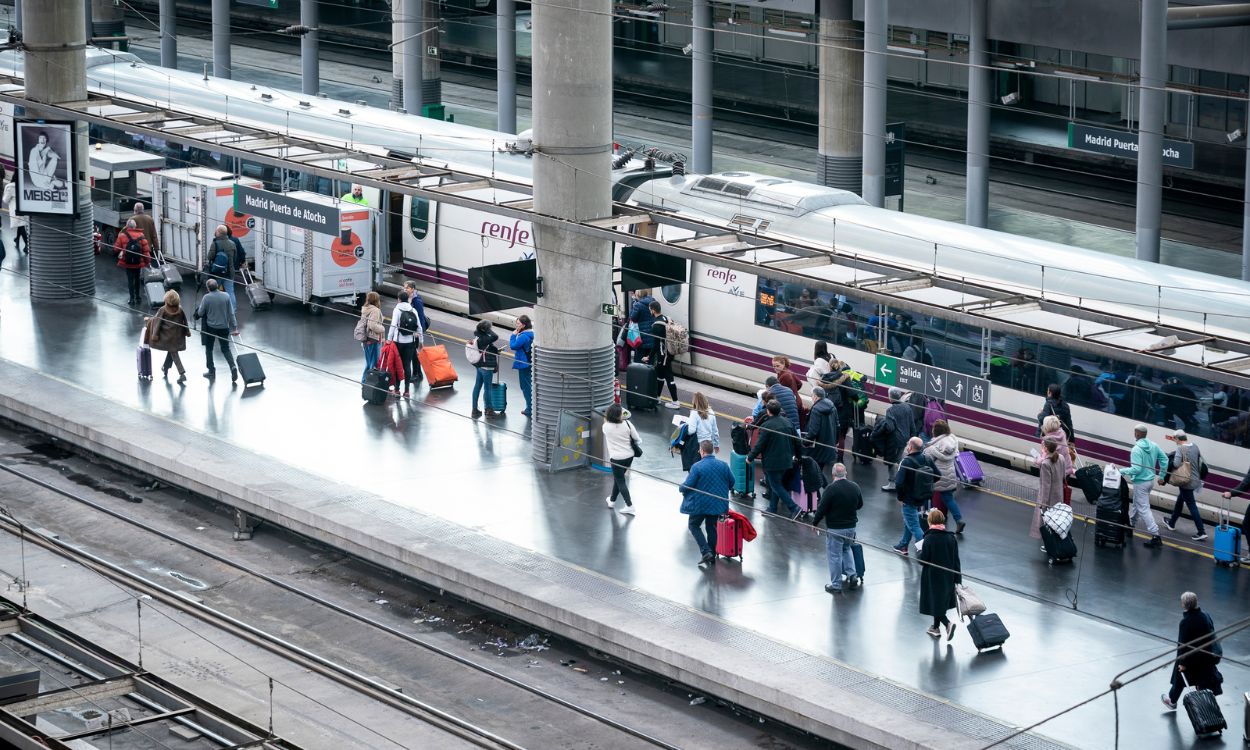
[15,121,75,216]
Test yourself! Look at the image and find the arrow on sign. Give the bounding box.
[879,361,893,379]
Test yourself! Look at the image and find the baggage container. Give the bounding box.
[1094,504,1126,548]
[144,280,166,309]
[240,265,271,311]
[136,344,152,381]
[487,380,508,412]
[153,169,261,272]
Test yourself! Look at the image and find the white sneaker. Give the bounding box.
[1163,519,1176,532]
[605,496,615,508]
[1192,533,1208,541]
[663,401,681,409]
[620,506,636,515]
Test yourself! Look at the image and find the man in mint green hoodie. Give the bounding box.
[1121,423,1165,548]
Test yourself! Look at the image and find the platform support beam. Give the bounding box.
[965,0,990,227]
[861,0,887,207]
[422,0,442,111]
[402,0,423,116]
[301,0,319,96]
[691,0,713,174]
[84,0,93,44]
[24,0,95,301]
[497,0,516,132]
[160,0,177,69]
[1243,138,1250,281]
[13,0,20,33]
[212,0,230,78]
[1135,0,1166,264]
[817,0,862,193]
[530,0,615,465]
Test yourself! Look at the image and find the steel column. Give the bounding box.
[159,0,177,68]
[817,0,862,192]
[212,0,230,79]
[965,0,990,227]
[1135,0,1166,263]
[861,0,887,207]
[691,0,713,174]
[301,0,319,96]
[402,0,422,115]
[497,0,516,132]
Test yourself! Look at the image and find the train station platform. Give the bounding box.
[0,253,1247,749]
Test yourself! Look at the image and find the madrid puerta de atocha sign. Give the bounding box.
[1066,123,1194,170]
[234,185,339,235]
[875,354,991,411]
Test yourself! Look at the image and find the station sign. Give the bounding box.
[885,121,905,198]
[875,354,991,410]
[234,185,339,235]
[1066,123,1194,170]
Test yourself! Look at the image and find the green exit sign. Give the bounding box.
[601,303,617,316]
[238,0,279,7]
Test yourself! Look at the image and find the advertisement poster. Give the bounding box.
[15,120,75,215]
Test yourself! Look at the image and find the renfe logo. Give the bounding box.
[481,219,531,250]
[706,267,737,285]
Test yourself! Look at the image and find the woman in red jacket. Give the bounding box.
[114,218,151,306]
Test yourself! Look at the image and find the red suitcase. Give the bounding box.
[417,341,459,388]
[716,515,744,560]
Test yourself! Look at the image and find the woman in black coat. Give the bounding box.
[918,508,962,641]
[1037,384,1074,441]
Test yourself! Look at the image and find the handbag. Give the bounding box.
[1168,448,1194,487]
[955,584,986,618]
[353,316,368,343]
[624,322,642,349]
[629,422,644,458]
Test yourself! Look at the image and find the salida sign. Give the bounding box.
[1066,123,1194,169]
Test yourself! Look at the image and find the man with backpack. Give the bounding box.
[642,300,683,409]
[387,291,423,397]
[873,388,915,491]
[113,218,151,305]
[893,437,937,556]
[205,225,237,313]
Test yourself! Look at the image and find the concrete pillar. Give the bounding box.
[13,0,20,33]
[91,0,126,41]
[422,0,442,110]
[530,0,615,464]
[497,0,516,132]
[301,0,319,96]
[817,0,862,192]
[84,0,92,43]
[402,0,422,115]
[861,0,887,207]
[1135,0,1166,263]
[24,0,95,301]
[691,0,713,174]
[160,0,177,68]
[965,0,990,227]
[1243,139,1250,281]
[212,0,230,78]
[391,3,403,108]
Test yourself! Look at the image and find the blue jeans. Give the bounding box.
[896,503,924,549]
[517,366,532,413]
[687,514,718,556]
[471,366,494,411]
[764,470,801,516]
[223,277,236,313]
[826,527,857,589]
[935,489,963,523]
[361,341,380,382]
[1168,487,1205,534]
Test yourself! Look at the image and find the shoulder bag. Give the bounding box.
[629,423,644,458]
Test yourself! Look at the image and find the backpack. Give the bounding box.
[464,341,484,365]
[664,317,689,357]
[208,240,230,275]
[910,456,939,502]
[122,233,143,265]
[398,308,420,337]
[730,423,751,455]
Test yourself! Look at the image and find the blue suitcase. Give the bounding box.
[730,451,754,498]
[850,541,866,579]
[487,381,507,412]
[1214,509,1242,567]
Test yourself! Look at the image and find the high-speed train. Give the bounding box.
[6,48,1250,488]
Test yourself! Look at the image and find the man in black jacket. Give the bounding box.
[1161,591,1222,710]
[811,463,863,593]
[874,387,916,491]
[747,400,802,519]
[804,386,838,481]
[892,437,936,557]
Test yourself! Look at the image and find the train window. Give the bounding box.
[409,197,430,241]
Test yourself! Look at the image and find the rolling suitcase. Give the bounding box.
[235,352,265,387]
[417,338,458,388]
[1181,674,1227,736]
[850,541,866,580]
[1071,463,1103,503]
[487,379,507,412]
[1094,504,1125,548]
[715,514,744,560]
[624,362,659,411]
[136,344,153,381]
[142,263,163,285]
[1214,507,1242,567]
[362,368,391,404]
[240,266,270,311]
[966,612,1010,652]
[730,451,754,498]
[144,280,166,309]
[1040,524,1077,565]
[852,425,874,465]
[954,450,984,485]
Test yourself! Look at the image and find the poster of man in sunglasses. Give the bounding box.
[15,121,75,215]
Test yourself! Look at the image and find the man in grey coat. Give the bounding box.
[194,279,239,383]
[874,387,916,491]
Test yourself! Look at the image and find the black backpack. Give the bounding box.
[910,456,938,503]
[398,308,420,337]
[730,423,751,455]
[123,233,143,265]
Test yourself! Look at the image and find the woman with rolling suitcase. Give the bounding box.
[1160,592,1224,735]
[145,290,191,384]
[1031,438,1070,541]
[918,508,961,641]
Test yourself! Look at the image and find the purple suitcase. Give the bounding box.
[955,450,984,484]
[136,344,153,380]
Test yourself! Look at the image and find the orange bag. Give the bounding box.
[418,344,459,388]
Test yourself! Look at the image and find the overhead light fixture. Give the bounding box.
[681,43,692,55]
[887,44,926,58]
[1228,128,1245,143]
[1053,69,1102,82]
[1001,92,1020,105]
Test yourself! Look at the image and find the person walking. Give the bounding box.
[627,288,657,362]
[469,319,501,419]
[193,279,238,382]
[1121,423,1166,548]
[354,291,385,383]
[131,202,159,255]
[145,289,190,384]
[764,375,801,432]
[114,219,151,305]
[924,419,966,533]
[1219,464,1250,564]
[1039,413,1077,504]
[602,403,640,515]
[2,170,28,253]
[1031,437,1070,540]
[508,314,534,416]
[386,291,422,397]
[746,400,803,518]
[893,437,935,556]
[1037,384,1074,441]
[643,300,680,409]
[874,387,915,491]
[680,440,734,566]
[811,463,863,594]
[204,225,239,313]
[1163,430,1207,541]
[1160,592,1223,711]
[686,392,720,453]
[918,508,961,641]
[804,386,838,481]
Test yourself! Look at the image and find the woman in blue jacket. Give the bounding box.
[509,315,534,416]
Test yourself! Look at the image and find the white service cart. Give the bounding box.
[88,143,166,246]
[152,168,263,273]
[256,190,377,313]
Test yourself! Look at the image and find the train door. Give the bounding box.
[402,182,439,280]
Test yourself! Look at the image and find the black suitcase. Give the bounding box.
[142,264,163,285]
[362,369,390,405]
[160,260,183,291]
[624,362,658,411]
[967,612,1010,651]
[1094,504,1125,547]
[1040,525,1077,565]
[1182,679,1227,736]
[144,280,166,309]
[240,266,271,311]
[235,352,265,387]
[852,425,874,465]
